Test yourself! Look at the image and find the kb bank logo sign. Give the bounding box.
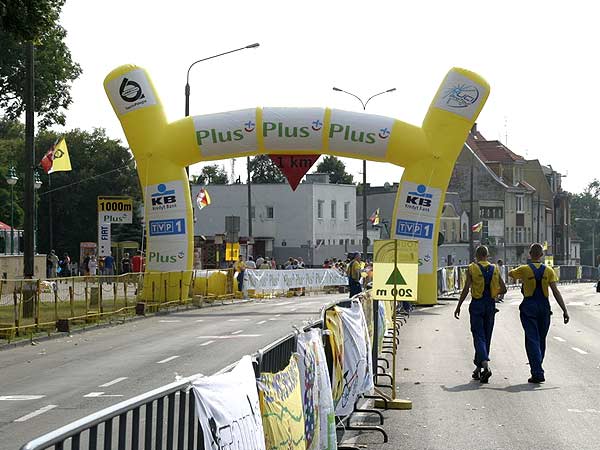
[150,183,178,212]
[404,184,434,213]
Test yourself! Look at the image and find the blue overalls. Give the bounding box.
[519,263,551,379]
[469,264,497,368]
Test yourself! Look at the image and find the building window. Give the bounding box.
[451,223,456,243]
[462,223,467,241]
[480,207,503,219]
[516,195,524,213]
[317,200,324,219]
[266,206,274,219]
[344,202,350,220]
[339,239,343,245]
[516,227,524,243]
[482,220,489,240]
[351,239,355,245]
[250,206,255,219]
[331,200,337,219]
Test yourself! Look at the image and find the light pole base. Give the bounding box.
[374,398,413,410]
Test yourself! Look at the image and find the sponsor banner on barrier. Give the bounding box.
[259,354,305,450]
[194,108,258,157]
[192,355,266,450]
[245,269,347,291]
[106,68,157,116]
[263,107,325,150]
[434,70,485,120]
[393,182,441,274]
[325,310,345,409]
[297,329,337,450]
[145,180,186,217]
[97,196,133,224]
[328,109,394,159]
[335,302,373,417]
[146,237,187,272]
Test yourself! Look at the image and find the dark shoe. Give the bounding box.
[472,368,481,380]
[528,376,545,384]
[480,368,492,384]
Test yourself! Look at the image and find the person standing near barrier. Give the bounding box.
[48,250,59,278]
[347,252,363,298]
[104,252,114,276]
[454,245,506,383]
[508,243,570,383]
[88,255,98,276]
[234,256,246,293]
[496,259,506,302]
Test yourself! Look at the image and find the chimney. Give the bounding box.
[471,123,477,134]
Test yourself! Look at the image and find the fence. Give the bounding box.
[0,269,236,342]
[437,264,599,297]
[243,268,348,298]
[19,289,408,450]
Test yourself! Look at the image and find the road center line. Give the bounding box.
[572,347,589,355]
[159,320,181,323]
[99,377,128,388]
[553,336,566,342]
[0,395,45,401]
[231,330,244,335]
[257,320,267,325]
[195,319,204,322]
[273,301,293,306]
[197,335,261,339]
[84,392,124,398]
[200,340,215,346]
[227,319,250,322]
[14,405,57,422]
[157,356,180,364]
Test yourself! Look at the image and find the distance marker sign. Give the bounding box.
[373,262,418,301]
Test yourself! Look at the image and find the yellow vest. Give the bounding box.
[469,261,501,299]
[508,263,557,298]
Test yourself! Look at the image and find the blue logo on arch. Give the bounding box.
[408,184,432,199]
[152,183,175,197]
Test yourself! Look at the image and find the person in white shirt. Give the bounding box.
[245,256,256,269]
[88,255,98,276]
[255,256,264,268]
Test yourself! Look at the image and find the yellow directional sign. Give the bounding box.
[225,242,240,261]
[373,239,419,301]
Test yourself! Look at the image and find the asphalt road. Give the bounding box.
[349,283,600,450]
[0,293,345,449]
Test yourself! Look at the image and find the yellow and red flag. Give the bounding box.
[196,187,211,210]
[40,138,71,174]
[369,208,380,225]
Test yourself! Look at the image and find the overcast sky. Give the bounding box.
[56,0,598,194]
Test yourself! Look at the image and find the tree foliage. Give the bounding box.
[315,155,354,184]
[570,179,600,265]
[0,118,142,260]
[192,164,228,185]
[0,1,81,127]
[248,155,285,184]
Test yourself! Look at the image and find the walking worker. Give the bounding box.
[347,252,363,298]
[508,243,570,383]
[454,245,507,383]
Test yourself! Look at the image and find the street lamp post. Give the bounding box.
[575,217,600,266]
[6,166,18,254]
[34,171,42,254]
[331,87,396,259]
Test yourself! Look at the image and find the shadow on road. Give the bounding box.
[441,382,559,393]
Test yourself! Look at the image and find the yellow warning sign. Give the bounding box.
[373,262,418,301]
[225,243,240,261]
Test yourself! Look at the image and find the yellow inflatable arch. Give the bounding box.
[104,66,489,305]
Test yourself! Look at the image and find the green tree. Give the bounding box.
[248,155,285,184]
[315,155,354,184]
[571,179,600,266]
[192,164,228,185]
[1,1,81,127]
[0,117,25,229]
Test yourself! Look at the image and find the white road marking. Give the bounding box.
[572,347,589,355]
[553,336,566,342]
[0,395,45,401]
[14,405,57,422]
[273,301,293,306]
[231,330,244,335]
[227,319,251,322]
[200,340,215,346]
[157,356,180,364]
[290,307,298,312]
[568,409,583,413]
[197,335,261,339]
[257,320,267,325]
[99,377,128,388]
[195,319,204,322]
[568,301,585,306]
[159,320,181,323]
[275,314,281,317]
[83,392,124,398]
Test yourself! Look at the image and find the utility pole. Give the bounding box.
[24,42,35,278]
[247,156,252,256]
[469,150,475,261]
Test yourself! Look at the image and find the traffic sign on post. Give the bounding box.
[225,242,240,261]
[372,239,419,301]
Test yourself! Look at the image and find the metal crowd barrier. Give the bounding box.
[437,264,599,297]
[20,290,408,450]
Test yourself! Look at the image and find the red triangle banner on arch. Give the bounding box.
[269,154,320,191]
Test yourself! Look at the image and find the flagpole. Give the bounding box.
[49,173,53,252]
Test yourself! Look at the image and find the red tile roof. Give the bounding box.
[467,129,525,163]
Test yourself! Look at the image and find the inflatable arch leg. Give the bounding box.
[104,66,489,304]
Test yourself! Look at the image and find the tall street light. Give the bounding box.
[34,170,42,254]
[575,217,600,266]
[332,87,396,259]
[6,166,18,254]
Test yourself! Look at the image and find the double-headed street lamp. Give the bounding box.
[5,166,18,254]
[575,217,600,266]
[331,87,396,259]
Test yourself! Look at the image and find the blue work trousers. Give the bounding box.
[349,278,362,298]
[469,297,496,367]
[519,298,551,378]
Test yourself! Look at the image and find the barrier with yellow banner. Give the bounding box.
[104,65,489,304]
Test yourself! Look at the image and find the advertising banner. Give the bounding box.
[245,269,347,292]
[259,354,306,450]
[192,355,266,450]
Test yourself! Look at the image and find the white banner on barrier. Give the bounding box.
[192,355,266,450]
[245,269,347,291]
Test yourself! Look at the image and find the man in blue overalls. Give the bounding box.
[455,245,507,383]
[509,243,570,383]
